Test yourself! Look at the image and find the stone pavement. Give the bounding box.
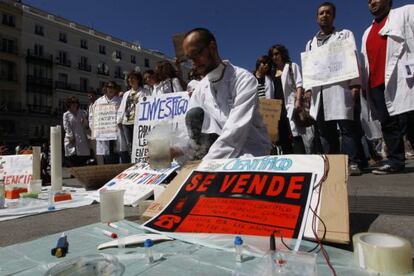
[348,159,414,256]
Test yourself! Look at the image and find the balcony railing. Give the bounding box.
[26,104,52,114]
[78,63,92,72]
[27,75,53,87]
[55,81,94,92]
[56,58,71,67]
[97,68,110,76]
[26,49,53,63]
[0,45,18,55]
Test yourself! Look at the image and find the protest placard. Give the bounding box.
[96,163,179,206]
[0,155,32,189]
[93,104,118,141]
[301,37,360,88]
[258,98,282,143]
[131,92,189,163]
[144,155,327,250]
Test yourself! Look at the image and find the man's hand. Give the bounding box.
[350,86,360,105]
[170,147,184,159]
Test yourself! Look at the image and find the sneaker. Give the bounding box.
[372,164,404,175]
[349,164,362,176]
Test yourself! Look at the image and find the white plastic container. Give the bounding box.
[99,190,125,223]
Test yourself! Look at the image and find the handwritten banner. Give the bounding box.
[132,92,189,163]
[301,37,360,88]
[93,104,118,141]
[0,155,32,189]
[144,155,326,245]
[96,163,179,206]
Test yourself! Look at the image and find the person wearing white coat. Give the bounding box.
[92,82,127,164]
[268,46,307,154]
[181,28,272,160]
[62,96,90,167]
[304,2,366,175]
[118,71,151,161]
[361,1,414,174]
[152,61,184,95]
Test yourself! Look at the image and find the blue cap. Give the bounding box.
[144,239,153,248]
[234,236,243,246]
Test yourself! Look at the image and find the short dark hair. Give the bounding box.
[268,44,291,65]
[65,96,79,109]
[317,2,336,18]
[184,28,216,48]
[255,55,272,72]
[127,71,143,87]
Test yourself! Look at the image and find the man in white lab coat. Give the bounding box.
[304,2,366,176]
[361,0,414,174]
[182,28,272,160]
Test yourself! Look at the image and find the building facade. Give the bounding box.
[0,0,183,148]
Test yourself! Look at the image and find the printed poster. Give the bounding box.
[96,162,179,206]
[132,92,189,163]
[144,155,326,249]
[93,104,118,141]
[301,37,360,88]
[0,154,32,189]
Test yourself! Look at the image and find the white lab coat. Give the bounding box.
[189,60,272,159]
[153,78,183,95]
[305,29,361,121]
[63,110,90,156]
[280,63,305,136]
[263,75,275,99]
[361,5,414,118]
[117,87,152,125]
[92,95,127,155]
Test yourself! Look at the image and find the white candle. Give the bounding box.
[32,146,41,180]
[50,126,62,192]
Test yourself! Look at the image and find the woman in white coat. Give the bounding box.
[152,61,185,95]
[92,81,127,164]
[268,45,306,154]
[118,71,151,161]
[62,96,90,167]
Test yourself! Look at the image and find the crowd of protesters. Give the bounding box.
[5,0,414,177]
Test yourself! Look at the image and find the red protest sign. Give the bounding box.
[144,170,313,238]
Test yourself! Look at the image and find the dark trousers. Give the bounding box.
[316,97,365,166]
[369,84,408,169]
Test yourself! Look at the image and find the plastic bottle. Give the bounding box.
[48,189,55,211]
[234,236,243,263]
[144,239,154,264]
[0,179,5,209]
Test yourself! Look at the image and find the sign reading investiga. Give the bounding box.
[131,92,189,163]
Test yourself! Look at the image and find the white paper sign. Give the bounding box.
[301,38,360,88]
[131,92,189,163]
[93,104,118,141]
[0,154,32,189]
[96,163,179,206]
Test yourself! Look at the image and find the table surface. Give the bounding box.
[0,204,412,275]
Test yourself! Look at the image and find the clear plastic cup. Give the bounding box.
[28,179,42,193]
[99,190,125,223]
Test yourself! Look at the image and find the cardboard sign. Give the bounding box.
[301,37,360,88]
[258,99,282,143]
[143,155,349,244]
[93,104,118,141]
[144,155,326,249]
[131,92,189,163]
[0,155,32,189]
[96,163,179,206]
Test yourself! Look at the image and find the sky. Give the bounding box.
[24,0,412,71]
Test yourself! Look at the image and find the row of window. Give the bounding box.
[2,13,15,27]
[34,24,138,64]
